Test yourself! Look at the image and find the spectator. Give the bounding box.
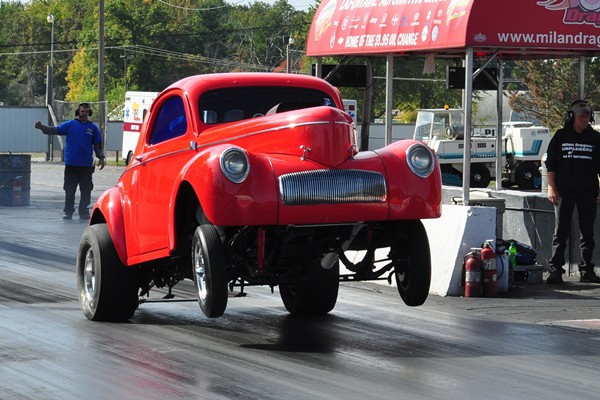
[34,103,105,219]
[545,99,600,284]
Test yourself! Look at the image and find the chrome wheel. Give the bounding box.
[191,225,228,318]
[83,249,96,302]
[193,239,208,303]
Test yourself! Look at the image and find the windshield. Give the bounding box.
[199,87,336,124]
[414,110,464,141]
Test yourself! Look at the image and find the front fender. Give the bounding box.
[182,144,279,226]
[92,186,128,265]
[375,139,442,219]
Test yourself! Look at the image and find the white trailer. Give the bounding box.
[122,91,158,164]
[413,108,551,189]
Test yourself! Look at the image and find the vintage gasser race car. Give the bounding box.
[76,73,442,321]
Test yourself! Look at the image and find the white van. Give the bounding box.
[122,91,158,164]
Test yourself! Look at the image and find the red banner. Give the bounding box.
[306,0,600,56]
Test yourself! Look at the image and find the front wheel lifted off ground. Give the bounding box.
[76,224,140,321]
[389,220,431,306]
[192,224,228,318]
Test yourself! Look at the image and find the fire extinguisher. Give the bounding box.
[12,177,22,207]
[481,242,497,297]
[464,251,482,297]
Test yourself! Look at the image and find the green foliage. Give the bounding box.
[508,59,600,131]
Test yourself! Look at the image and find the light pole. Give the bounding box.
[286,35,295,73]
[46,14,55,162]
[121,52,129,92]
[46,14,54,106]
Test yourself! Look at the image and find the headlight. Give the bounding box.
[220,147,250,183]
[406,144,435,178]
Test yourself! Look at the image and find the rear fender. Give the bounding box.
[91,187,128,265]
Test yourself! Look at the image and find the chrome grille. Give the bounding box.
[279,169,386,206]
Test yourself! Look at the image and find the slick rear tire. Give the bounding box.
[76,224,140,321]
[280,261,340,316]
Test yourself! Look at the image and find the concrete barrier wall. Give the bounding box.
[423,205,495,296]
[443,187,586,276]
[344,186,588,297]
[344,205,496,297]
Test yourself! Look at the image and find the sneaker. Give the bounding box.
[546,271,564,284]
[79,213,90,220]
[580,271,600,283]
[62,213,73,220]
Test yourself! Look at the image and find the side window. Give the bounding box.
[150,96,187,145]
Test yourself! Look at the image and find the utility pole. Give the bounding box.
[98,0,106,148]
[46,14,55,161]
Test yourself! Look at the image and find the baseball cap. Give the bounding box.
[571,100,592,116]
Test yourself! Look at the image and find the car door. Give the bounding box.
[134,94,190,256]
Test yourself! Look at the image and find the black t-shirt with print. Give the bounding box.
[545,124,600,196]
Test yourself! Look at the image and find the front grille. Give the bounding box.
[279,169,386,206]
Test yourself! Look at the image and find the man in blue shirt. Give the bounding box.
[35,103,105,219]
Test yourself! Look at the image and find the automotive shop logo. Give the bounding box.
[538,0,600,27]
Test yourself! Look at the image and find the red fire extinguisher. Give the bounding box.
[464,251,482,297]
[481,242,497,297]
[12,177,22,207]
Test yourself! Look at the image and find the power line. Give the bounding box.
[155,0,245,10]
[0,43,287,72]
[0,21,309,51]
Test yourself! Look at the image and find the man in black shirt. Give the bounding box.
[545,100,600,284]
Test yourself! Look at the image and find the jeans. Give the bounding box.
[63,165,94,216]
[549,192,597,273]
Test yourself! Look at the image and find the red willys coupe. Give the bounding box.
[76,73,442,321]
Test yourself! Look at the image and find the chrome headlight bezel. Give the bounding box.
[406,144,435,178]
[220,147,250,183]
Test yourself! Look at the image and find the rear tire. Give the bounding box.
[76,224,139,321]
[280,261,340,316]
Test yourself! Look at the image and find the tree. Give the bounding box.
[508,58,600,131]
[0,2,41,105]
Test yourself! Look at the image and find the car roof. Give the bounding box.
[164,73,340,98]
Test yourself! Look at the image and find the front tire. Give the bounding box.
[192,224,228,318]
[280,261,340,316]
[389,220,431,306]
[470,164,491,188]
[76,224,139,321]
[515,161,540,190]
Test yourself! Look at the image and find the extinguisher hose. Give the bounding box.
[497,254,505,279]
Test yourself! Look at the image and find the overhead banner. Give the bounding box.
[306,0,600,56]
